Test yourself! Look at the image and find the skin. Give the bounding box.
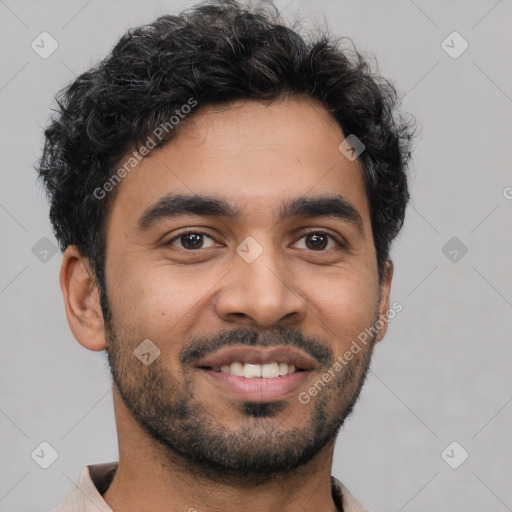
[60,97,393,512]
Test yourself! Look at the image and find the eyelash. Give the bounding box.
[166,230,347,252]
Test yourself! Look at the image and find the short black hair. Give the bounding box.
[36,0,415,300]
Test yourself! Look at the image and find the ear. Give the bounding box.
[60,245,107,351]
[375,260,394,343]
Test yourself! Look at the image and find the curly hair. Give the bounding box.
[36,0,415,296]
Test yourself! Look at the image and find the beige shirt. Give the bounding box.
[51,462,369,512]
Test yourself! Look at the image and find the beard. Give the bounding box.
[103,296,378,485]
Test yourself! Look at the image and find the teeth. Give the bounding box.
[243,363,261,378]
[229,362,244,376]
[214,362,298,378]
[261,362,280,378]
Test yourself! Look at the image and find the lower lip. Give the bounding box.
[200,369,311,401]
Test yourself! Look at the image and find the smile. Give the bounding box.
[204,361,299,378]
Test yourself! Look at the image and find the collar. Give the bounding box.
[52,462,370,512]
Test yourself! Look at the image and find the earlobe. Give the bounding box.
[60,246,107,351]
[375,260,394,343]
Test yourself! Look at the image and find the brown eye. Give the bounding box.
[167,232,216,250]
[295,232,344,251]
[305,233,328,250]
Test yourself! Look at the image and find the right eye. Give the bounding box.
[166,231,218,251]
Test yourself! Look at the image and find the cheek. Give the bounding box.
[312,269,379,352]
[107,260,217,343]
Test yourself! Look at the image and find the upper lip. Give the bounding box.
[195,346,317,371]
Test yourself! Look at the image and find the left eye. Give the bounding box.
[294,232,342,251]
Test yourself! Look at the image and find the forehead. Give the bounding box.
[107,97,370,231]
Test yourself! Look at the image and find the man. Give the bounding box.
[37,0,414,510]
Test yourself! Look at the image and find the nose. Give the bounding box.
[214,240,308,329]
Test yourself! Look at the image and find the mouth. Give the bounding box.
[195,346,315,401]
[199,361,302,378]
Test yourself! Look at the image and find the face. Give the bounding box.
[100,97,392,483]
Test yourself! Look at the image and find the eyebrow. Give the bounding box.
[137,193,365,234]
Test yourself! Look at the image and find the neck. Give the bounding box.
[103,387,339,512]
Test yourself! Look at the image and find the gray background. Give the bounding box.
[1,0,511,510]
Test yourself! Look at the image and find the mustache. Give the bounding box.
[179,326,333,369]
